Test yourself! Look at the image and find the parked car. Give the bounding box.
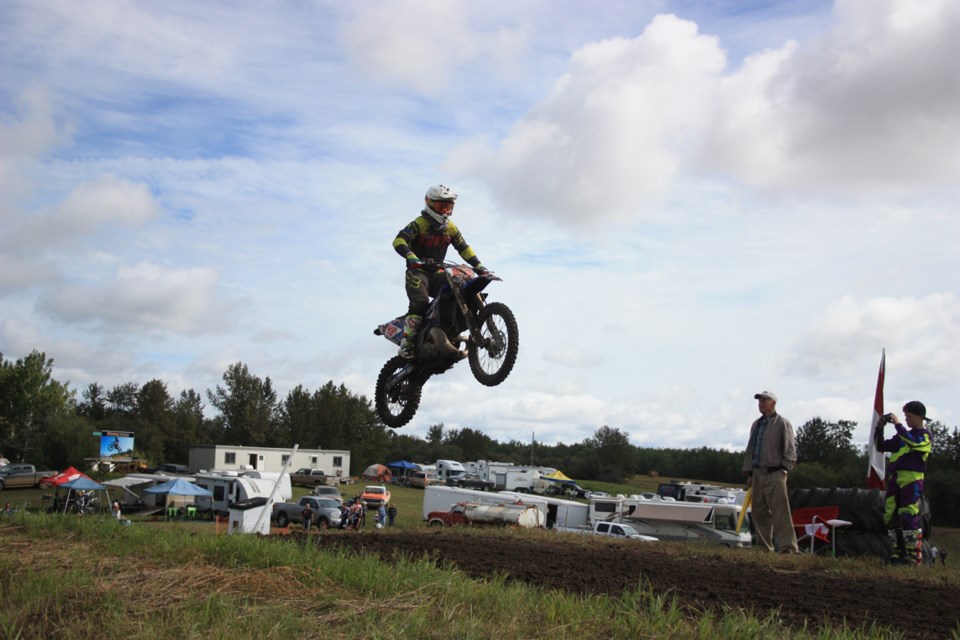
[406,471,437,489]
[360,485,391,509]
[272,496,342,528]
[0,464,58,490]
[311,484,343,503]
[290,468,330,487]
[155,463,189,475]
[446,474,494,491]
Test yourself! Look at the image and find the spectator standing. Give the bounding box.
[112,501,122,521]
[387,503,398,527]
[376,504,387,529]
[742,391,799,554]
[302,502,313,533]
[875,401,932,565]
[939,547,948,566]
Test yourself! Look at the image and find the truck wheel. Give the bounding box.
[276,512,289,528]
[429,520,444,527]
[319,519,329,530]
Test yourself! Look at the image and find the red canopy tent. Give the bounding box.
[40,466,91,488]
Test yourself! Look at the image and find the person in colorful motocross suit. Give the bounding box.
[875,400,933,565]
[392,185,489,359]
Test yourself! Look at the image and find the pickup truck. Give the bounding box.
[446,474,495,491]
[557,521,658,541]
[272,496,342,528]
[0,464,58,490]
[290,468,330,487]
[360,485,391,509]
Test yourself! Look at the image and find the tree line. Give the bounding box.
[2,350,959,525]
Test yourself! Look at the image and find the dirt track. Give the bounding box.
[312,529,958,640]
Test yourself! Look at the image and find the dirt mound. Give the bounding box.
[314,529,957,639]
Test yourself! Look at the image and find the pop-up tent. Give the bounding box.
[361,464,392,482]
[541,470,576,484]
[60,476,110,514]
[386,460,417,481]
[40,466,91,488]
[144,478,213,518]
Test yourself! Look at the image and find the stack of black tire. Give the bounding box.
[788,487,934,561]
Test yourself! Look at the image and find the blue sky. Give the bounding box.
[1,0,957,453]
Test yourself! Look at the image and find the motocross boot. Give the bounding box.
[887,528,908,565]
[398,314,421,359]
[904,529,923,565]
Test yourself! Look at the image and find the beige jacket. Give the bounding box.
[742,412,797,474]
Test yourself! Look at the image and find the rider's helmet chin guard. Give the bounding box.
[424,184,457,227]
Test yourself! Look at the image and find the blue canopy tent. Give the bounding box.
[60,476,109,515]
[145,478,213,519]
[386,460,418,482]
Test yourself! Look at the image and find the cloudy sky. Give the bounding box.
[1,0,957,454]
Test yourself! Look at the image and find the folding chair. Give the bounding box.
[791,506,851,555]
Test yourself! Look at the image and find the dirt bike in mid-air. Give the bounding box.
[373,261,519,428]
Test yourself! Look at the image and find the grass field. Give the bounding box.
[2,478,958,639]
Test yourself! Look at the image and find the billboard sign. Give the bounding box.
[99,431,135,458]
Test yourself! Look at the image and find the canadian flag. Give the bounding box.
[866,350,886,490]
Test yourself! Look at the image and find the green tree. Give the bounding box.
[167,389,208,463]
[0,351,74,463]
[206,362,279,446]
[585,425,635,482]
[796,417,859,468]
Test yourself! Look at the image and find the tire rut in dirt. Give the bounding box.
[308,530,957,640]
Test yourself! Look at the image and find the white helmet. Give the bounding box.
[423,184,458,227]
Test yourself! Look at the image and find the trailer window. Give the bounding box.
[715,513,736,531]
[593,501,617,514]
[333,456,342,467]
[224,452,236,465]
[213,486,225,501]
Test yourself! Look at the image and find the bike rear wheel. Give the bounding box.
[468,301,519,386]
[375,356,423,428]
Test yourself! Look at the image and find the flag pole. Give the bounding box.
[866,349,886,490]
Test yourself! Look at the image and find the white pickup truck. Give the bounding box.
[559,520,657,541]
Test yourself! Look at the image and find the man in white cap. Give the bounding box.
[742,391,799,553]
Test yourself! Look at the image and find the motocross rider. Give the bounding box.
[393,185,489,359]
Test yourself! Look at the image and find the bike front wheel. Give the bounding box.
[375,356,423,428]
[468,302,519,386]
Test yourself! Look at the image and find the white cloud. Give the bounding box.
[453,0,960,224]
[783,293,960,389]
[36,261,232,335]
[450,14,725,225]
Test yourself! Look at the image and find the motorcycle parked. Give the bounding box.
[373,261,519,428]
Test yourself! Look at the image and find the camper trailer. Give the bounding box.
[590,496,750,547]
[194,472,281,516]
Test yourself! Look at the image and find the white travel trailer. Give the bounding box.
[422,485,548,524]
[193,472,281,516]
[590,497,750,548]
[239,470,292,502]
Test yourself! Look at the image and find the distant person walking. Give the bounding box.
[939,547,948,566]
[302,502,313,533]
[387,503,398,527]
[742,391,799,554]
[875,401,932,565]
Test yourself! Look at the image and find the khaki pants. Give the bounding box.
[751,468,798,553]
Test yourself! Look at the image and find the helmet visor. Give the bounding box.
[429,199,455,215]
